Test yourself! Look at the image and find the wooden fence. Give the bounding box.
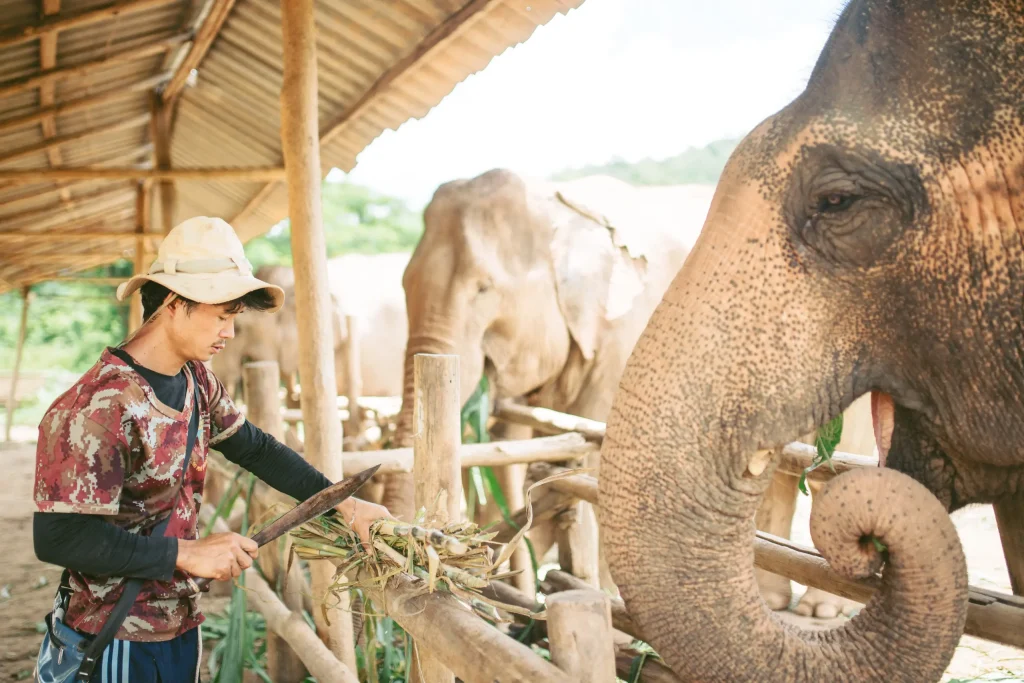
[203,354,1024,683]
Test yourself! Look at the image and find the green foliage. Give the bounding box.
[550,137,740,186]
[798,413,843,495]
[243,179,425,269]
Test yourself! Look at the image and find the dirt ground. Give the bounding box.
[2,431,1022,682]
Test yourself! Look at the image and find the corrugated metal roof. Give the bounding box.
[0,0,586,293]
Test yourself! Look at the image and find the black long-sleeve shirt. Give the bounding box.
[33,348,332,581]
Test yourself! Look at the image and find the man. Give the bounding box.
[32,216,392,681]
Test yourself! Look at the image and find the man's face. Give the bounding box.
[168,301,239,363]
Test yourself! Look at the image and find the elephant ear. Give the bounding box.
[548,184,649,361]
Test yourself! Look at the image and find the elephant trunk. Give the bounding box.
[599,176,969,681]
[381,333,461,521]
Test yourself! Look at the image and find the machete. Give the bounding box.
[193,463,380,590]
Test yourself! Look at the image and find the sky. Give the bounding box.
[331,0,850,209]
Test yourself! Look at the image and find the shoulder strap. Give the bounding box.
[76,365,200,677]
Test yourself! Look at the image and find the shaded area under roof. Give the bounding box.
[0,0,585,294]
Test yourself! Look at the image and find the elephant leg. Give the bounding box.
[994,496,1024,596]
[754,471,798,610]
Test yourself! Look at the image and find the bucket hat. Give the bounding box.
[115,216,284,312]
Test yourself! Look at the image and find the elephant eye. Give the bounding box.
[817,192,858,213]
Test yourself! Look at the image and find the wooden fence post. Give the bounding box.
[4,287,30,443]
[546,589,616,682]
[343,314,362,444]
[242,361,308,682]
[411,353,461,683]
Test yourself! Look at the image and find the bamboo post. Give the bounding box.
[128,182,148,332]
[150,93,174,233]
[994,497,1024,596]
[546,589,616,682]
[4,287,30,443]
[411,353,461,683]
[279,0,354,668]
[343,314,362,442]
[555,503,598,586]
[242,361,308,682]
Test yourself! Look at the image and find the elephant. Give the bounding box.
[211,264,295,401]
[378,169,707,590]
[599,0,1024,680]
[212,254,409,437]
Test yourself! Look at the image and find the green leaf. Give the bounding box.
[799,413,843,495]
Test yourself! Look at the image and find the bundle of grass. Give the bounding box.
[285,505,544,625]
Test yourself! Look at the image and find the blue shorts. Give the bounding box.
[94,626,201,683]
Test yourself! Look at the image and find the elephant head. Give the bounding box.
[382,169,689,519]
[600,1,1023,680]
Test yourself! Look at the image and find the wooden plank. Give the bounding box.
[39,0,70,205]
[0,0,178,51]
[0,32,191,99]
[327,433,599,475]
[278,0,352,668]
[161,0,237,102]
[493,401,877,482]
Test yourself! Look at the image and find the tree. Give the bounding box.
[550,137,740,186]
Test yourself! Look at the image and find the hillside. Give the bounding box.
[550,137,740,186]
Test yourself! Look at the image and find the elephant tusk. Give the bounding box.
[746,449,773,477]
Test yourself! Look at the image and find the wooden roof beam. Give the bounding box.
[0,73,169,136]
[0,166,285,183]
[0,231,163,244]
[0,0,180,51]
[161,0,238,103]
[0,31,191,100]
[0,113,151,166]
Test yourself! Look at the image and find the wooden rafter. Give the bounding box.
[39,0,70,206]
[0,73,170,136]
[0,166,285,183]
[0,31,191,100]
[0,0,179,51]
[0,114,150,166]
[231,0,497,227]
[161,0,237,103]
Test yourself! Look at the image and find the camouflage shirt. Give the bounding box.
[33,347,245,641]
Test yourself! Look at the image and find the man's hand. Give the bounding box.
[176,532,258,581]
[337,497,396,551]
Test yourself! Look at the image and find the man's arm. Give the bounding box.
[215,421,394,548]
[33,512,177,580]
[33,513,259,583]
[215,421,333,502]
